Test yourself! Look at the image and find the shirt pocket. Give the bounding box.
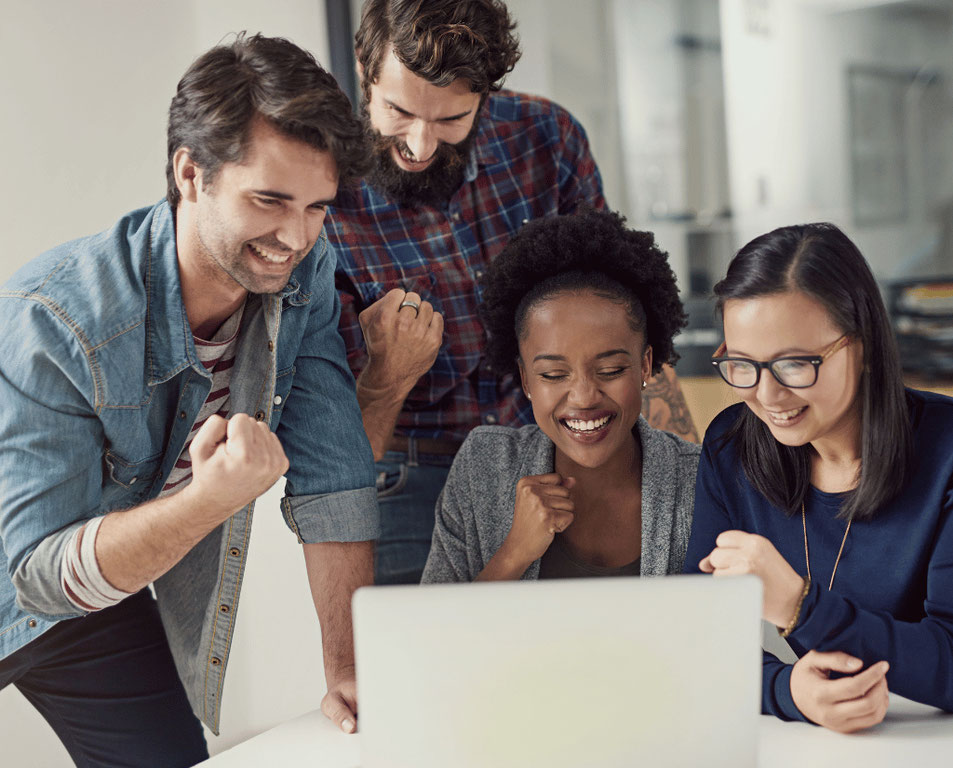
[101,450,163,510]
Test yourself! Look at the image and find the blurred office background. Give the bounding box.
[2,0,952,763]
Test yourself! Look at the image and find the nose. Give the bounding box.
[405,120,438,164]
[754,368,789,407]
[276,210,319,253]
[567,373,600,408]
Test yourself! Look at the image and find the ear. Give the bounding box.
[355,57,364,83]
[518,358,531,401]
[173,147,203,204]
[642,344,654,383]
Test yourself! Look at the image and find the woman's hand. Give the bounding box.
[790,650,890,733]
[699,530,805,627]
[478,473,575,581]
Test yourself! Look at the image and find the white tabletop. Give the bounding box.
[202,695,952,768]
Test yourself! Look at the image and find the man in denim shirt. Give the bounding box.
[0,34,378,765]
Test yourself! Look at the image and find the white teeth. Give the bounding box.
[249,243,291,264]
[769,407,805,422]
[563,415,611,433]
[398,145,416,161]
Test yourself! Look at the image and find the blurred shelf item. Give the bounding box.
[890,278,953,379]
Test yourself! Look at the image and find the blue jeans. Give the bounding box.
[0,589,208,767]
[374,447,455,584]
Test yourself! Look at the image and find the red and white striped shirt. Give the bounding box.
[62,307,244,611]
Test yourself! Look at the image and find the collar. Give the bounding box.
[469,94,503,174]
[143,202,316,386]
[144,201,199,386]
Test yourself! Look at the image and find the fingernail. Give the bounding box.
[343,719,356,733]
[848,658,862,669]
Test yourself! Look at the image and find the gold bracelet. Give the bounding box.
[779,576,811,639]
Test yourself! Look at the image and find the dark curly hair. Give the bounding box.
[480,208,687,378]
[166,32,371,209]
[355,0,521,96]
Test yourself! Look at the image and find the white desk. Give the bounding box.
[203,695,952,767]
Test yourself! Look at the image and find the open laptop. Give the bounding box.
[353,575,761,768]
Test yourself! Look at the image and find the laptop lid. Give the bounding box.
[353,575,761,768]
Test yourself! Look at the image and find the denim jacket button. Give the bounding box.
[129,477,137,485]
[27,619,37,628]
[273,395,282,406]
[179,411,187,420]
[219,604,230,613]
[229,547,241,557]
[210,657,221,666]
[267,341,275,352]
[255,411,265,422]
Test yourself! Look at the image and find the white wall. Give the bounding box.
[0,1,336,763]
[719,0,953,277]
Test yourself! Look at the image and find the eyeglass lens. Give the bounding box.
[717,358,818,388]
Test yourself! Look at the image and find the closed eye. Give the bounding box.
[599,367,628,378]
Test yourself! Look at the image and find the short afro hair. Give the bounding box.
[480,208,687,378]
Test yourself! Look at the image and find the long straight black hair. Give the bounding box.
[714,223,912,521]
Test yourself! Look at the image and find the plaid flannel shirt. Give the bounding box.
[328,90,605,443]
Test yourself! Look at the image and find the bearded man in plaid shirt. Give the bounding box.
[327,0,699,585]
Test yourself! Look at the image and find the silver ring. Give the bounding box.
[399,300,420,316]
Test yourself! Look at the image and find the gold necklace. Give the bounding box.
[801,502,852,591]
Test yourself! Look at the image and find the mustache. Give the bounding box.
[366,127,467,170]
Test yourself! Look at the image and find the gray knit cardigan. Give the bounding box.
[421,417,701,583]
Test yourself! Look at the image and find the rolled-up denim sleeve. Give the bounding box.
[0,295,102,620]
[276,241,379,544]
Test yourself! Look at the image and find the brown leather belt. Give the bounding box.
[389,435,463,456]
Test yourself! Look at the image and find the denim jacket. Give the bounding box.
[0,201,379,733]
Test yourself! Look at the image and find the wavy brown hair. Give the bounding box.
[166,32,370,209]
[355,0,521,96]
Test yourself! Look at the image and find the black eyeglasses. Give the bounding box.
[711,335,850,389]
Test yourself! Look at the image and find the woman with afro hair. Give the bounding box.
[421,208,700,583]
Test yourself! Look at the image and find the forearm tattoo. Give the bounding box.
[641,365,699,442]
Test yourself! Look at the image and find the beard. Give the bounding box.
[361,102,481,209]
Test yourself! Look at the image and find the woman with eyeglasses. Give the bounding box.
[421,208,699,584]
[684,222,953,732]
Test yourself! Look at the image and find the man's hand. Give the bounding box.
[699,530,805,627]
[187,413,289,524]
[479,474,575,580]
[790,650,890,733]
[321,666,358,734]
[97,413,289,594]
[358,288,444,396]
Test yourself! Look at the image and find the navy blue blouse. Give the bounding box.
[685,389,953,721]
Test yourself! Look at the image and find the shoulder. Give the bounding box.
[454,424,549,476]
[482,90,589,144]
[907,387,953,420]
[638,417,701,481]
[0,204,157,346]
[907,388,953,456]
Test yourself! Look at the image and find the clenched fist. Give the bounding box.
[358,288,444,397]
[187,413,289,522]
[498,473,577,570]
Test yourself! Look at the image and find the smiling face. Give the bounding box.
[722,290,865,454]
[518,290,652,472]
[179,116,339,298]
[362,48,482,206]
[366,48,481,171]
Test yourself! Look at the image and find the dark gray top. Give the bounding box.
[421,417,701,583]
[538,535,641,579]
